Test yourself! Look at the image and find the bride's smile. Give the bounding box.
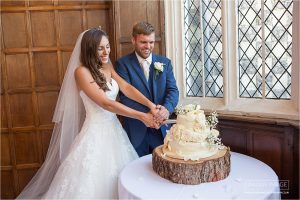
[98,36,111,64]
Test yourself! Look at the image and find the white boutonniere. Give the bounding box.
[154,62,164,79]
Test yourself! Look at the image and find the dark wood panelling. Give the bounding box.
[6,54,31,90]
[17,168,39,192]
[1,1,26,7]
[86,9,110,33]
[218,118,299,199]
[1,12,28,48]
[113,0,165,59]
[145,0,164,49]
[57,1,83,6]
[61,51,72,77]
[1,73,4,94]
[9,94,35,127]
[14,131,40,165]
[34,52,59,87]
[36,92,59,125]
[1,95,8,128]
[31,11,56,47]
[1,170,15,199]
[118,1,147,36]
[1,132,12,166]
[252,131,283,176]
[120,43,135,58]
[1,1,114,198]
[40,130,52,160]
[58,11,83,46]
[219,125,248,154]
[293,130,299,199]
[29,1,53,6]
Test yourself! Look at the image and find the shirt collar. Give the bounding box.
[135,52,152,65]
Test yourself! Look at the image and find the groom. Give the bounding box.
[116,21,179,157]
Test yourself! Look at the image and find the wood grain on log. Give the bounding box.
[152,145,231,185]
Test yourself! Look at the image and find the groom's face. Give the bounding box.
[132,33,155,59]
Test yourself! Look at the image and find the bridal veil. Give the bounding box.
[17,30,87,199]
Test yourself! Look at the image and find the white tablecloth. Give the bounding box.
[118,152,281,200]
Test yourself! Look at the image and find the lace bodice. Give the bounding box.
[79,78,119,122]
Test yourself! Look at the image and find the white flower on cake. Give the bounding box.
[211,129,219,137]
[175,104,201,115]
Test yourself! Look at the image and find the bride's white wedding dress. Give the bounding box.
[42,78,138,199]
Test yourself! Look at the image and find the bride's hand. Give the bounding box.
[141,112,160,129]
[149,103,159,116]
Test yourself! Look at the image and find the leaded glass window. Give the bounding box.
[184,0,223,97]
[238,0,293,99]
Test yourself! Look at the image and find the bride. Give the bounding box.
[17,28,159,199]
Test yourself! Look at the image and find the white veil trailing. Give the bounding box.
[17,30,87,199]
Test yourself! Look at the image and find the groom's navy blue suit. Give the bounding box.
[116,52,179,157]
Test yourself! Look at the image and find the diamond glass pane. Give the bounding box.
[184,0,203,97]
[202,0,223,97]
[238,0,263,98]
[264,0,292,99]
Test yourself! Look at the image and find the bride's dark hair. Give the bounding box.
[80,28,110,91]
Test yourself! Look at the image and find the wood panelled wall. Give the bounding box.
[1,0,165,198]
[0,1,114,198]
[218,117,299,199]
[2,0,298,200]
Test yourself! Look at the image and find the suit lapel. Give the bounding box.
[129,52,151,95]
[151,55,158,103]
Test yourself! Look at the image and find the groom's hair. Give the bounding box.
[132,21,155,37]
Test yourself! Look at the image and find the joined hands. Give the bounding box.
[142,105,169,129]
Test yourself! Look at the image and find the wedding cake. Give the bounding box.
[152,104,230,185]
[162,104,222,161]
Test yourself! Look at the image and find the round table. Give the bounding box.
[118,152,281,199]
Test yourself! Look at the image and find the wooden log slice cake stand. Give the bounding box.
[152,145,231,185]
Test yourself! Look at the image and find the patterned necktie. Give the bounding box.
[141,60,150,81]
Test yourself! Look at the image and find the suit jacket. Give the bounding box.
[116,52,179,147]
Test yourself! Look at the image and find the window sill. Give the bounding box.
[180,97,299,124]
[216,112,299,129]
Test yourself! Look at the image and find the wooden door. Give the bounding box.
[1,1,114,198]
[113,0,165,58]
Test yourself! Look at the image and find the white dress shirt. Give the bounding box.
[135,52,152,81]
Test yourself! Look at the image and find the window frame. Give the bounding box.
[164,0,299,120]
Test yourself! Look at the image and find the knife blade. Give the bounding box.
[162,119,177,124]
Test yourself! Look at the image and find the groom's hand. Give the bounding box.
[149,112,160,129]
[150,105,160,116]
[154,105,169,124]
[142,112,160,129]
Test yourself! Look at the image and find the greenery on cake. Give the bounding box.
[206,111,218,129]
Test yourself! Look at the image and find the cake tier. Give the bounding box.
[168,125,219,143]
[163,140,218,161]
[176,111,206,130]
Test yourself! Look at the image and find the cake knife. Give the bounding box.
[162,119,177,124]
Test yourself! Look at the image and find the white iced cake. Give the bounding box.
[162,104,224,161]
